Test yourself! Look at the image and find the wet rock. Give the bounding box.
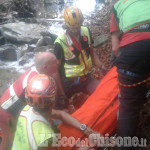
[0,44,17,61]
[16,44,36,60]
[23,17,37,23]
[0,13,10,24]
[44,0,57,18]
[0,37,5,46]
[27,44,36,52]
[12,0,36,18]
[40,31,58,42]
[0,68,21,97]
[18,44,29,58]
[34,35,54,52]
[34,46,54,53]
[35,36,53,47]
[0,0,13,12]
[2,22,46,44]
[0,1,17,24]
[0,28,5,46]
[58,0,64,4]
[19,52,34,66]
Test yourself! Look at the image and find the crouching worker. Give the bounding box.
[11,74,98,150]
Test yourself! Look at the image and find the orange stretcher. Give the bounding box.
[58,67,119,150]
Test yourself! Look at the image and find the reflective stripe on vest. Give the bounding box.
[1,67,38,110]
[54,26,92,78]
[12,105,55,150]
[114,0,150,33]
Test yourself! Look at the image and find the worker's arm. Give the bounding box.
[88,28,102,69]
[110,13,120,57]
[53,42,66,96]
[90,45,102,68]
[51,68,65,96]
[51,109,100,137]
[111,31,120,57]
[53,43,69,109]
[51,61,69,109]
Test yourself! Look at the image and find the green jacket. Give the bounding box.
[113,0,150,33]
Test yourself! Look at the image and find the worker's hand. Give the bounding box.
[101,64,107,75]
[68,104,76,114]
[59,94,68,101]
[83,127,103,137]
[83,127,94,137]
[93,57,102,68]
[83,127,105,147]
[57,94,69,110]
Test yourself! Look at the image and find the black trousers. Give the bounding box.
[115,40,150,150]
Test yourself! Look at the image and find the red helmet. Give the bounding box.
[25,74,57,109]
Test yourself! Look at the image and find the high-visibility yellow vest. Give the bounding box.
[54,26,92,78]
[12,105,56,150]
[113,0,150,33]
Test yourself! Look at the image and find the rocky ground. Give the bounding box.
[85,1,115,80]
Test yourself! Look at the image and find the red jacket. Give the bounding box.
[0,67,38,114]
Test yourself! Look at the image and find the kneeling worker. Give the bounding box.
[54,6,102,100]
[11,74,99,150]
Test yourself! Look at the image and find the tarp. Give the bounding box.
[58,66,119,150]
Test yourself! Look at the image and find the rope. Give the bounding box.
[118,77,150,87]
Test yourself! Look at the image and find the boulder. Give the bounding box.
[0,68,21,97]
[34,46,54,53]
[40,31,58,42]
[0,28,5,46]
[2,22,46,44]
[93,34,109,48]
[35,36,53,47]
[0,36,5,46]
[34,36,54,52]
[19,52,34,66]
[0,44,17,61]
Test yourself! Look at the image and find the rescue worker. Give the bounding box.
[11,74,98,150]
[54,6,102,104]
[110,0,150,149]
[0,52,65,150]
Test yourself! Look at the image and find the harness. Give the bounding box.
[117,69,150,87]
